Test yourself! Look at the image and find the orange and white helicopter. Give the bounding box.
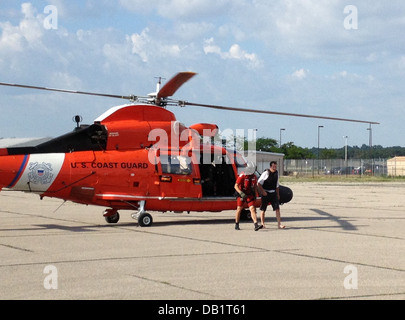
[0,72,379,226]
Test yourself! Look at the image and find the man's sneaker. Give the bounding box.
[254,224,263,231]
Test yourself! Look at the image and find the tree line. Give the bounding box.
[246,138,405,160]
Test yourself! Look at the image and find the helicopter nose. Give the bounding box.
[0,153,29,190]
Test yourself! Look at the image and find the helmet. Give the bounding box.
[244,161,256,175]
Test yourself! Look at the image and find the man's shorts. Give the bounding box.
[260,192,280,211]
[237,195,256,208]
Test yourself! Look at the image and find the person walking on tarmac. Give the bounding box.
[234,161,263,231]
[257,161,286,229]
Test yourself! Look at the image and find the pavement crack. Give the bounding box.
[0,243,33,253]
[274,249,405,273]
[127,274,218,298]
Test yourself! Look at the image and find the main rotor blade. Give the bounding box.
[183,102,380,125]
[157,72,197,99]
[0,82,135,100]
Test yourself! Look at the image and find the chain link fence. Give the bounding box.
[283,158,389,177]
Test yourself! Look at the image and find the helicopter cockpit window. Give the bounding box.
[161,155,192,175]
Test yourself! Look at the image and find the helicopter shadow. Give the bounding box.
[130,209,357,230]
[31,218,234,232]
[30,208,357,232]
[309,208,358,231]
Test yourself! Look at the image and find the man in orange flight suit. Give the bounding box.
[234,161,263,231]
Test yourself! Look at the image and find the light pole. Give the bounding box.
[318,126,324,175]
[279,128,285,148]
[343,135,348,173]
[252,128,258,144]
[367,124,373,175]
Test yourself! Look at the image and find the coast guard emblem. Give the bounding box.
[28,162,53,185]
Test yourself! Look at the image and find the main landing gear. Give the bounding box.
[103,201,153,227]
[131,200,153,227]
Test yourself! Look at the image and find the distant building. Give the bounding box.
[387,156,405,177]
[244,151,285,175]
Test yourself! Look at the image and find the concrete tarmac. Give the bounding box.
[0,181,404,300]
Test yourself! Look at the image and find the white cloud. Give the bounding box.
[230,0,405,63]
[339,71,348,78]
[203,38,221,55]
[173,22,215,41]
[129,28,181,63]
[49,72,83,89]
[328,70,376,84]
[119,0,231,19]
[292,68,308,80]
[0,3,44,52]
[203,38,261,69]
[0,21,24,51]
[129,28,150,62]
[157,0,230,18]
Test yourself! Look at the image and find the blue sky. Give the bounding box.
[0,1,404,148]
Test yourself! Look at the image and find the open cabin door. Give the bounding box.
[199,152,236,198]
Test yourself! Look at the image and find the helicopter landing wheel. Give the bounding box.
[138,212,153,227]
[103,209,120,224]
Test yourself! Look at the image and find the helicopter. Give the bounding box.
[0,72,379,226]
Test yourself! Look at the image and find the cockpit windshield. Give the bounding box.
[6,124,108,155]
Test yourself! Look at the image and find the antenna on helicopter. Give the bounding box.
[149,77,167,106]
[155,77,166,93]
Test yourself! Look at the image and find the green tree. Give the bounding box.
[320,149,337,159]
[231,134,405,159]
[255,137,278,152]
[282,142,314,159]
